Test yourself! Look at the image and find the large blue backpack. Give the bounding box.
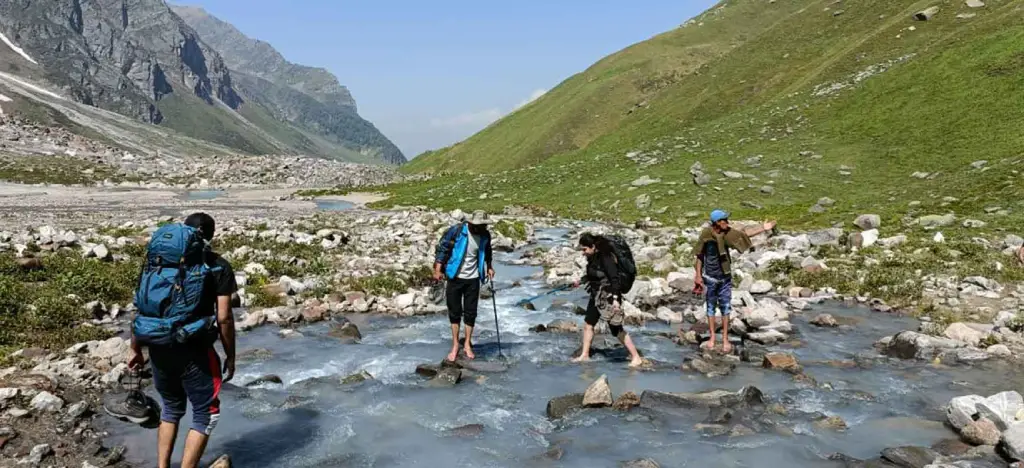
[132,224,221,347]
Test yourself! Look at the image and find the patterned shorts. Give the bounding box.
[704,276,733,317]
[595,290,624,327]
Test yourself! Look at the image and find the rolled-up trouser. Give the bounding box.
[584,289,625,339]
[704,275,733,317]
[446,278,480,327]
[149,345,222,435]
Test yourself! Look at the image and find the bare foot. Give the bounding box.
[628,357,644,368]
[701,339,716,351]
[571,355,590,363]
[463,346,475,360]
[446,348,459,362]
[722,342,733,354]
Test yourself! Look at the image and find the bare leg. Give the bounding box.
[157,421,178,468]
[572,324,595,362]
[447,323,460,361]
[619,333,644,367]
[463,325,475,359]
[180,429,211,468]
[722,315,733,354]
[704,315,717,350]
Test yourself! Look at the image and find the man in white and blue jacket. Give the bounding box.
[433,210,495,361]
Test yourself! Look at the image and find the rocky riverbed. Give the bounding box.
[3,185,1024,467]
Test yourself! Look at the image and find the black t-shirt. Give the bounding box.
[199,252,238,316]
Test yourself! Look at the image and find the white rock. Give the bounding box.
[934,232,945,243]
[667,271,694,291]
[750,280,773,294]
[987,344,1012,357]
[395,293,416,309]
[656,307,683,324]
[943,323,985,347]
[860,229,879,248]
[101,363,128,386]
[854,214,882,230]
[947,395,985,430]
[91,337,129,364]
[975,391,1023,430]
[29,391,64,412]
[1001,423,1024,461]
[20,444,52,465]
[582,374,613,407]
[0,387,18,402]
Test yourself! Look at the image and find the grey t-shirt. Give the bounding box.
[457,234,482,280]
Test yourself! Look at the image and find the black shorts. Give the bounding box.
[585,294,625,339]
[446,278,480,326]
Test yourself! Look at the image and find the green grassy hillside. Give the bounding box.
[386,0,1024,232]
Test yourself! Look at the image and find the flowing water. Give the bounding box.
[104,229,1024,467]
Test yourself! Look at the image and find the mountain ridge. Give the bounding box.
[0,0,403,164]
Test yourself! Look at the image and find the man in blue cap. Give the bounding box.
[693,210,775,353]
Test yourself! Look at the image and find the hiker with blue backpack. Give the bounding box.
[109,213,237,468]
[571,232,644,368]
[433,211,495,362]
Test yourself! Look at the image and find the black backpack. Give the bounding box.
[607,235,637,294]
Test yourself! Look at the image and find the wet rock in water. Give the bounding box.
[688,356,735,377]
[884,331,963,360]
[415,364,440,378]
[429,368,462,387]
[530,324,548,333]
[947,395,987,430]
[1000,423,1024,461]
[640,386,764,410]
[747,329,787,345]
[583,374,613,408]
[454,360,509,373]
[328,322,362,343]
[814,415,848,431]
[880,446,938,467]
[443,423,484,438]
[975,390,1024,430]
[535,446,565,461]
[342,370,374,385]
[614,392,641,411]
[621,458,660,468]
[545,319,579,334]
[961,418,1000,446]
[547,393,585,419]
[235,348,271,365]
[210,454,232,468]
[810,313,838,327]
[762,353,801,373]
[244,375,283,387]
[932,438,973,457]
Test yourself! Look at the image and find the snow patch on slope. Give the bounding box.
[0,72,65,100]
[0,31,38,65]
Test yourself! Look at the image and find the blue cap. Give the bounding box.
[710,209,729,222]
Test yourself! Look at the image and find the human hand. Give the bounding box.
[222,356,235,383]
[487,267,495,281]
[127,349,144,371]
[763,220,777,232]
[433,269,443,281]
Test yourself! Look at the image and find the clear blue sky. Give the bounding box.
[179,0,718,159]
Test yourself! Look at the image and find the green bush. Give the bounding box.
[247,275,284,309]
[346,272,406,297]
[493,220,528,242]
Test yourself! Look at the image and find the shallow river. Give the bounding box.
[104,229,1023,467]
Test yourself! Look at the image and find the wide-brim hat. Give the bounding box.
[467,210,494,225]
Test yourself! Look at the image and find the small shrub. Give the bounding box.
[346,272,406,297]
[493,220,528,242]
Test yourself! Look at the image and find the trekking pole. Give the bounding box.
[489,283,503,360]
